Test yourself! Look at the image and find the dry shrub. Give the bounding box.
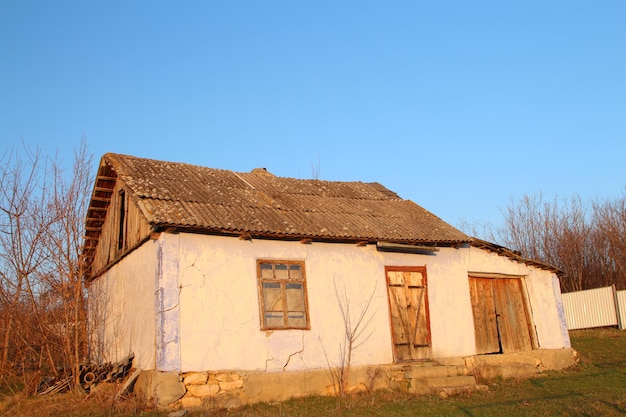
[0,382,157,417]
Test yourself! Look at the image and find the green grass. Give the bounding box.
[2,328,625,416]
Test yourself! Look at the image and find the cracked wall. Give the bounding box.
[169,232,571,373]
[91,228,572,379]
[176,233,394,373]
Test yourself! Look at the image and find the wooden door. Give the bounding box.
[469,277,533,354]
[386,267,431,361]
[469,278,500,354]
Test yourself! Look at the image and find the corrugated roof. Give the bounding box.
[86,153,470,247]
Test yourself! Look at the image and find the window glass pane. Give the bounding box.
[263,282,283,311]
[289,264,302,280]
[274,264,289,279]
[260,263,274,279]
[265,312,285,327]
[286,283,305,311]
[287,312,307,327]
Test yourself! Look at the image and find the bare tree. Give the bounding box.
[0,140,93,387]
[42,141,93,383]
[0,145,55,375]
[592,190,626,289]
[465,190,626,293]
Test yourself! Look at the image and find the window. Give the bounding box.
[257,260,309,330]
[117,190,127,251]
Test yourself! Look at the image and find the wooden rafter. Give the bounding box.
[82,161,117,278]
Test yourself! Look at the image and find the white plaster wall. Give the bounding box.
[524,270,571,348]
[87,242,157,370]
[173,234,485,372]
[467,246,532,277]
[87,233,571,374]
[552,276,572,347]
[176,235,393,372]
[421,247,477,358]
[155,232,182,371]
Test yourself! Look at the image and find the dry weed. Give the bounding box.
[0,382,159,417]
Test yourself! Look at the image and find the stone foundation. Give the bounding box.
[464,348,578,380]
[134,348,577,411]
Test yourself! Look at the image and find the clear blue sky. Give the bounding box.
[1,1,624,229]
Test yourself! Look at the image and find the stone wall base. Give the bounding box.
[134,348,577,411]
[464,348,578,380]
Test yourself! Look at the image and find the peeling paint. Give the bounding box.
[553,275,571,348]
[155,233,182,371]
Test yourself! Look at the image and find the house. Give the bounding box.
[83,153,575,408]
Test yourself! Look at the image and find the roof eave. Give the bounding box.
[470,237,564,276]
[149,223,470,246]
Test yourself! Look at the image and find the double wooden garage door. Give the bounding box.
[469,277,534,354]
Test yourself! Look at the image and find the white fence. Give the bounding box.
[561,285,625,330]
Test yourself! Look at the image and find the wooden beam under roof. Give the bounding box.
[81,158,122,280]
[94,186,114,193]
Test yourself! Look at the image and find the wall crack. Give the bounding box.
[283,333,306,371]
[180,255,208,289]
